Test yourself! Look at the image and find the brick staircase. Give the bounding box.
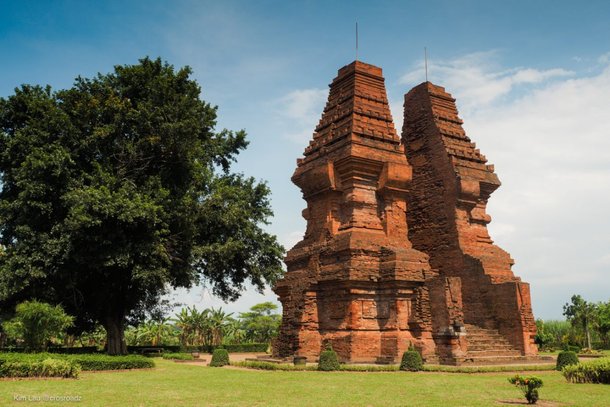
[457,324,540,365]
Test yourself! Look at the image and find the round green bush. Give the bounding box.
[400,351,423,371]
[317,348,340,371]
[210,349,230,367]
[556,351,579,371]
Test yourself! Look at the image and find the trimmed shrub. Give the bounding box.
[210,349,230,367]
[400,350,423,371]
[556,351,579,371]
[508,375,543,404]
[317,346,340,371]
[562,357,610,384]
[66,354,154,371]
[162,352,194,361]
[0,354,80,378]
[233,361,316,371]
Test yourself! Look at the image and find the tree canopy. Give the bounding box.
[563,294,597,349]
[239,301,281,343]
[0,57,284,354]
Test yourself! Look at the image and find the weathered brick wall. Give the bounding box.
[274,61,436,363]
[402,82,537,356]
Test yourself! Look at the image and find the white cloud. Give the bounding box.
[596,254,610,266]
[275,88,328,143]
[399,51,573,115]
[458,59,610,318]
[282,230,304,251]
[281,89,328,122]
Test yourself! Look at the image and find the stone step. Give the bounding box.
[456,355,544,366]
[467,345,516,352]
[463,324,523,357]
[466,350,522,357]
[468,342,517,348]
[468,338,508,343]
[466,332,506,339]
[466,331,507,337]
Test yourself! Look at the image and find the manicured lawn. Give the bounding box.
[2,359,609,406]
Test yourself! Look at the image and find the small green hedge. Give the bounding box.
[318,348,340,371]
[234,361,558,373]
[233,361,316,371]
[162,352,194,360]
[66,354,154,371]
[556,351,579,371]
[0,354,80,378]
[400,351,423,371]
[0,353,153,376]
[562,358,610,384]
[422,364,555,373]
[210,349,229,367]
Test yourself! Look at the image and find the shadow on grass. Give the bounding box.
[497,399,564,406]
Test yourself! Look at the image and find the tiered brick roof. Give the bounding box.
[304,61,399,159]
[424,83,497,177]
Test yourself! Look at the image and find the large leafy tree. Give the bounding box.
[239,301,281,343]
[0,57,284,354]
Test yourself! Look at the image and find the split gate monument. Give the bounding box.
[273,61,538,365]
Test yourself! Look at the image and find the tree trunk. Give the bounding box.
[585,322,592,349]
[104,315,128,355]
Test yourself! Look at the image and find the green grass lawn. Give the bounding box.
[2,359,609,406]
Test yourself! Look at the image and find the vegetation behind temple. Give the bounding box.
[2,295,608,353]
[535,295,610,351]
[1,301,280,351]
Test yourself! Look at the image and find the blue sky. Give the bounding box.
[1,1,609,319]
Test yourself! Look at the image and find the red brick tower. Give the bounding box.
[402,82,538,363]
[273,61,438,363]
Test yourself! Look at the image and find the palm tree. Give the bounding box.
[135,318,176,346]
[172,306,235,347]
[173,307,194,347]
[208,307,233,346]
[224,318,246,344]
